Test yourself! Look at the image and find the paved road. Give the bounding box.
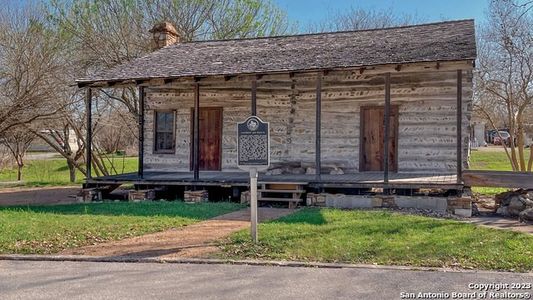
[0,261,531,300]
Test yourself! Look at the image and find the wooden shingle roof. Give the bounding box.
[77,19,476,85]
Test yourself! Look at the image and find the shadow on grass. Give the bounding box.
[0,201,244,220]
[268,207,327,225]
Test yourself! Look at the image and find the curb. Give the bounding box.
[1,254,531,275]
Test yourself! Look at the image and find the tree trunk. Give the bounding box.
[516,112,526,171]
[527,142,533,172]
[17,163,22,181]
[67,159,76,182]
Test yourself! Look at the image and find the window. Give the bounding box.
[154,111,175,153]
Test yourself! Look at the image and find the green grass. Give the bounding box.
[469,150,514,171]
[220,208,533,272]
[0,157,138,187]
[469,150,517,195]
[0,201,243,254]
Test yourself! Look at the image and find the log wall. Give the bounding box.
[143,67,472,174]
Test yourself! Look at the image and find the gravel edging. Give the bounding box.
[1,254,531,275]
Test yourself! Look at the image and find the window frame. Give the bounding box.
[153,110,176,154]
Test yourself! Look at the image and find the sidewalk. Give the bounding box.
[468,216,533,235]
[61,207,295,259]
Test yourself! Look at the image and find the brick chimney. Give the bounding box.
[149,22,180,50]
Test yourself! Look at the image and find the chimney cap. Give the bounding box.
[149,22,179,36]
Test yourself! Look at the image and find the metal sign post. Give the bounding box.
[237,116,270,243]
[249,167,258,243]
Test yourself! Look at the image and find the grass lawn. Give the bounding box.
[0,201,243,254]
[469,149,519,195]
[220,208,533,272]
[469,149,514,171]
[0,157,138,187]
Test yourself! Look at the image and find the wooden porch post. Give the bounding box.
[138,86,145,179]
[315,72,322,180]
[383,73,391,192]
[251,77,257,116]
[456,70,463,184]
[85,88,92,180]
[193,82,200,181]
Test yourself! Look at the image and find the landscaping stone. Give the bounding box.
[495,190,516,206]
[496,206,509,216]
[495,189,533,219]
[508,196,526,216]
[519,208,533,223]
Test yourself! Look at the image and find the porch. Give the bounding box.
[87,171,461,190]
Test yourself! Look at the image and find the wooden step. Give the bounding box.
[258,181,307,185]
[258,197,303,202]
[258,189,305,193]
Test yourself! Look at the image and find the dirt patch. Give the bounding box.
[0,186,80,206]
[61,207,295,259]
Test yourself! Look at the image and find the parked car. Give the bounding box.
[486,129,497,144]
[493,131,511,145]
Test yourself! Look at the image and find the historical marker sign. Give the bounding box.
[237,116,270,243]
[237,116,270,170]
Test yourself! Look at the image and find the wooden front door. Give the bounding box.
[360,106,398,172]
[191,107,222,171]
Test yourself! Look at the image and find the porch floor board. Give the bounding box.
[87,171,461,189]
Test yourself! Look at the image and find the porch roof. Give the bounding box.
[76,19,476,87]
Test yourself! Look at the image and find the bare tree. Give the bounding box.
[95,107,138,155]
[0,144,12,171]
[308,6,422,32]
[36,0,294,180]
[0,5,65,135]
[0,128,35,181]
[48,0,293,117]
[475,0,533,171]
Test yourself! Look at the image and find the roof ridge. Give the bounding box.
[176,19,475,45]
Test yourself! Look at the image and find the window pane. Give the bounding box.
[157,112,173,132]
[155,111,175,151]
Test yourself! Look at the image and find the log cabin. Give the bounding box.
[77,20,478,209]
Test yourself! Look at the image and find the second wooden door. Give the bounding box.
[360,106,398,172]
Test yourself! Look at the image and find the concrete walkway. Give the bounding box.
[1,260,531,300]
[0,186,80,206]
[62,207,295,259]
[468,216,533,235]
